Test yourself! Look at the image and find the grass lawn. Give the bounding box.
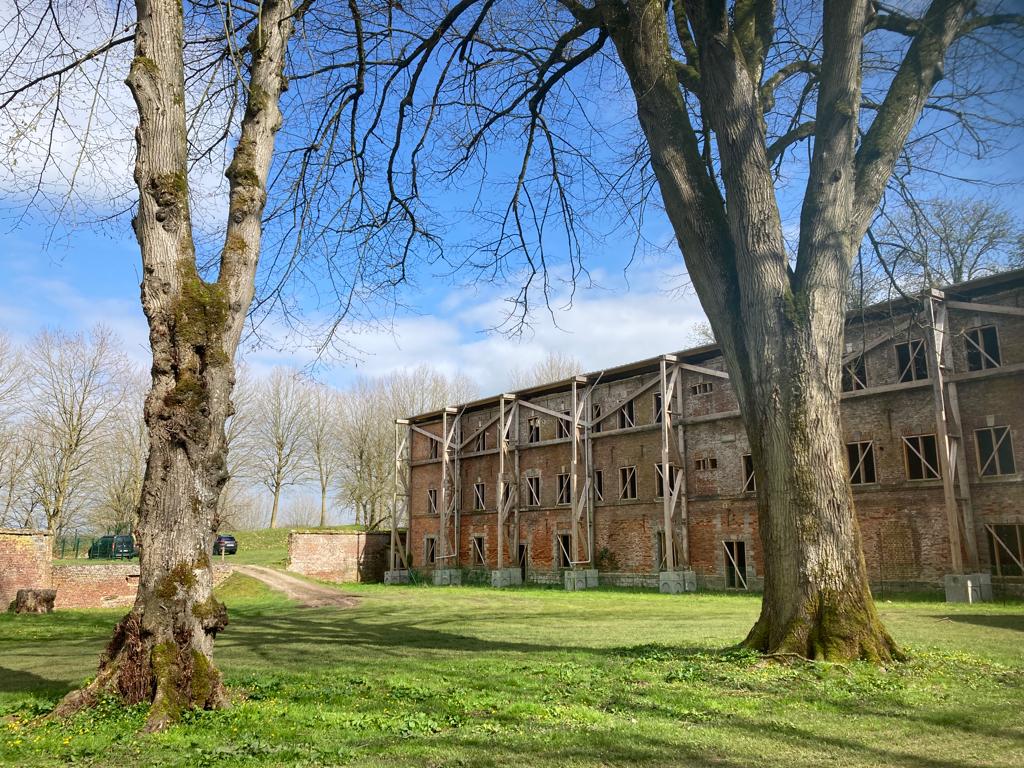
[1,578,1022,768]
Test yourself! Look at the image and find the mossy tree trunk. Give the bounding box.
[586,0,972,660]
[55,0,298,730]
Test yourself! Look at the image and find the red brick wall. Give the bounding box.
[0,529,52,607]
[407,279,1024,590]
[287,532,390,583]
[52,564,234,610]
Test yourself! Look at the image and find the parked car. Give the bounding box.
[213,534,238,555]
[88,535,136,560]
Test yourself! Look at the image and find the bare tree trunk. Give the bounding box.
[738,304,898,660]
[319,483,328,528]
[55,0,296,729]
[598,0,914,661]
[270,483,282,529]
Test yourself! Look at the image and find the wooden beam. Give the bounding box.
[678,363,730,379]
[945,300,1024,318]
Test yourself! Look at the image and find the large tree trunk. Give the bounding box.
[598,0,906,661]
[55,0,296,729]
[738,305,899,661]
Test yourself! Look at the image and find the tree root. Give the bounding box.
[50,608,228,731]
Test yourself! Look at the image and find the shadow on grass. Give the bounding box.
[935,613,1024,632]
[219,605,721,662]
[0,666,72,697]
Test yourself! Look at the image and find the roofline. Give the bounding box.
[405,268,1024,424]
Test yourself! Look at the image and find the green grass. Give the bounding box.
[1,581,1022,768]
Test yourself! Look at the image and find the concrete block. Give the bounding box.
[490,568,522,588]
[432,568,462,587]
[944,572,992,603]
[659,570,698,594]
[564,569,599,591]
[384,569,410,585]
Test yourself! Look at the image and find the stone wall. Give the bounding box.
[287,531,391,583]
[51,564,234,610]
[0,529,52,608]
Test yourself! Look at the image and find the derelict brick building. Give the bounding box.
[389,270,1024,594]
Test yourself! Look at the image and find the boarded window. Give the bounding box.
[428,439,440,460]
[976,426,1016,476]
[526,475,541,506]
[591,402,602,433]
[618,401,635,429]
[472,536,486,566]
[425,537,436,565]
[557,533,572,568]
[895,339,928,383]
[694,456,718,471]
[473,482,485,511]
[903,434,940,480]
[690,381,713,395]
[966,326,1001,371]
[427,488,437,515]
[527,417,540,443]
[653,393,665,424]
[842,355,867,392]
[724,541,747,589]
[556,473,571,505]
[556,412,570,440]
[987,524,1023,577]
[847,441,877,485]
[655,463,677,498]
[619,466,637,500]
[474,427,487,452]
[593,469,604,502]
[742,454,756,493]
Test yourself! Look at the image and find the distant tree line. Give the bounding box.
[1,332,595,536]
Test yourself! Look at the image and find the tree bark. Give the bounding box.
[54,0,297,729]
[270,480,282,528]
[596,0,916,661]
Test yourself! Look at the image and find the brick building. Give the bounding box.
[391,270,1024,595]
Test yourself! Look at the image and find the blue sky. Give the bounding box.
[1,3,1022,398]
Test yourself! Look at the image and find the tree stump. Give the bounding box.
[9,588,56,614]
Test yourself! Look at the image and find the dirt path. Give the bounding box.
[235,565,359,609]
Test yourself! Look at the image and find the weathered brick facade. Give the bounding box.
[403,270,1024,592]
[52,564,233,609]
[0,529,52,607]
[287,531,391,583]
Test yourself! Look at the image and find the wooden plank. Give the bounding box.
[678,362,730,379]
[946,300,1024,318]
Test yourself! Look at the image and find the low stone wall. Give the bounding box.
[287,531,391,583]
[1,529,52,608]
[52,564,234,610]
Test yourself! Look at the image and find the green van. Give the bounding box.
[87,535,137,560]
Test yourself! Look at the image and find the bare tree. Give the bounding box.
[0,0,368,724]
[364,0,1024,661]
[508,351,583,389]
[88,370,148,534]
[250,367,309,529]
[686,321,716,347]
[303,381,343,528]
[872,197,1023,292]
[336,366,477,529]
[0,334,32,527]
[216,364,257,531]
[25,326,129,539]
